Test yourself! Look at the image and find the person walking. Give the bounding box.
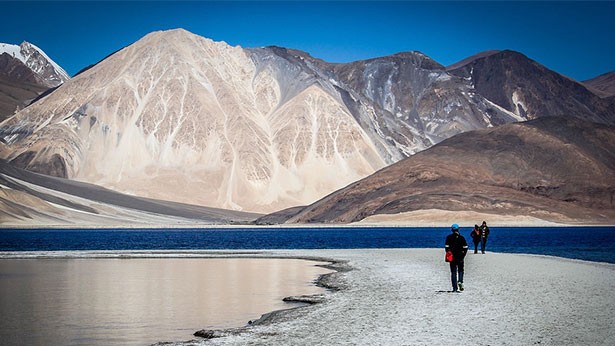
[470,224,481,254]
[445,223,468,292]
[480,221,490,254]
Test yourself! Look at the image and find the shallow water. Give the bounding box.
[0,258,331,346]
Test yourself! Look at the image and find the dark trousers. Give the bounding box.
[473,241,480,253]
[450,260,464,291]
[481,238,488,253]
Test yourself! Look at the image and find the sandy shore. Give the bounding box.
[355,209,599,227]
[169,249,615,346]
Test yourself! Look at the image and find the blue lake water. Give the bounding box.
[1,226,614,263]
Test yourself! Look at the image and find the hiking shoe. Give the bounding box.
[458,282,464,291]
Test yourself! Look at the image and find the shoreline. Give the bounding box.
[2,249,614,345]
[155,249,614,345]
[3,207,614,229]
[2,223,615,230]
[189,257,354,341]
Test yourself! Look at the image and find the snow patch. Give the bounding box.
[0,43,23,60]
[0,41,70,84]
[512,91,528,118]
[483,96,525,122]
[25,42,70,81]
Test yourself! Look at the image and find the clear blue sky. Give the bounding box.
[1,1,613,81]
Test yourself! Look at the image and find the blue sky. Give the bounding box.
[1,1,613,81]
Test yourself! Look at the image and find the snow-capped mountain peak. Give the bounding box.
[0,41,69,87]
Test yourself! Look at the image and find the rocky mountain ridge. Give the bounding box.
[0,41,69,121]
[0,42,69,88]
[448,50,613,124]
[0,29,613,216]
[582,71,615,98]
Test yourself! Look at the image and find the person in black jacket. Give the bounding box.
[470,224,481,254]
[445,223,468,292]
[480,221,490,254]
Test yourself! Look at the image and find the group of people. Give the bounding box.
[444,221,490,293]
[470,221,490,254]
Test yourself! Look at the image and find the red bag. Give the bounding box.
[445,251,453,262]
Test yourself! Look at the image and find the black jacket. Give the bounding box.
[480,225,490,238]
[445,232,468,260]
[470,229,481,243]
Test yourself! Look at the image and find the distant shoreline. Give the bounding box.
[3,208,614,229]
[1,222,614,230]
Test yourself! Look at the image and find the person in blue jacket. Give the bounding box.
[445,223,468,292]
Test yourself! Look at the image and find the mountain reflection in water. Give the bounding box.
[0,258,331,346]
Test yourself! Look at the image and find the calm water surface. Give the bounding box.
[1,226,613,345]
[1,226,614,263]
[0,258,331,346]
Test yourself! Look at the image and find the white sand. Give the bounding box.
[173,249,615,346]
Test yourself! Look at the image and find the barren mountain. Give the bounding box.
[0,30,387,213]
[582,71,615,98]
[0,30,520,214]
[0,42,69,121]
[0,42,69,88]
[448,50,614,124]
[0,30,613,217]
[260,47,523,158]
[265,117,615,225]
[0,54,48,121]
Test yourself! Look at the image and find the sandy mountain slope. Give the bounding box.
[0,159,260,226]
[263,117,615,225]
[0,29,386,213]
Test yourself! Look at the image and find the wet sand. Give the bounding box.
[166,249,615,346]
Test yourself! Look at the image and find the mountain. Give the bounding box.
[0,29,612,217]
[0,42,69,87]
[263,117,615,225]
[582,71,615,98]
[0,29,518,213]
[0,30,389,213]
[447,50,614,124]
[0,54,48,122]
[0,42,69,121]
[306,49,521,153]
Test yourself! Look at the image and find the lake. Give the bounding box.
[1,226,614,345]
[1,226,614,263]
[0,257,331,346]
